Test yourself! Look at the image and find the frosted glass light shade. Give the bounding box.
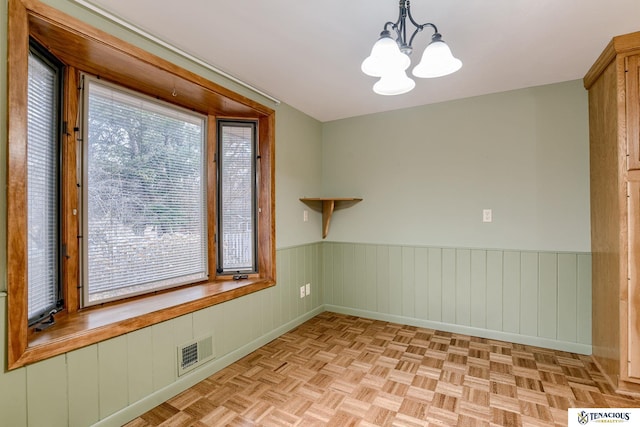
[361,34,411,77]
[373,70,415,95]
[412,39,462,78]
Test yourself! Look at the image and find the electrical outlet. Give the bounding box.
[303,209,309,222]
[305,283,311,295]
[299,286,305,298]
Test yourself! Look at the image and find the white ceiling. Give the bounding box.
[82,0,640,122]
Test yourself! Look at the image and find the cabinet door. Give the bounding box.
[627,181,640,379]
[627,55,640,170]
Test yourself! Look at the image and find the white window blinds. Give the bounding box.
[218,122,257,273]
[27,52,60,321]
[83,78,208,305]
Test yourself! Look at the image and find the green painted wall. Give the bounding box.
[322,242,591,354]
[321,81,590,253]
[275,103,323,247]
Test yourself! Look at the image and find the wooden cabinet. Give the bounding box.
[629,181,640,379]
[627,55,640,170]
[584,30,640,395]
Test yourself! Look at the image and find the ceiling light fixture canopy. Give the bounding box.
[362,0,462,95]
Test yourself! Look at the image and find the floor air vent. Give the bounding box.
[177,336,214,376]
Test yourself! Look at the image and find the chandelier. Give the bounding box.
[361,0,462,95]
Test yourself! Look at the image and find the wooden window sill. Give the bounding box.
[13,278,275,369]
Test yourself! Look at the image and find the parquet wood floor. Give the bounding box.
[125,312,640,426]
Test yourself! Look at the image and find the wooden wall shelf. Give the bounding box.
[300,198,362,239]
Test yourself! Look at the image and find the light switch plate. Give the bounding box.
[483,209,492,222]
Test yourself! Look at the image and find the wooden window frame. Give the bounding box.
[6,0,276,369]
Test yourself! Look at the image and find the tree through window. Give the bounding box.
[82,76,208,305]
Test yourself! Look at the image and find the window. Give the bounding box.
[82,77,208,305]
[26,43,63,324]
[7,0,275,369]
[217,121,257,273]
